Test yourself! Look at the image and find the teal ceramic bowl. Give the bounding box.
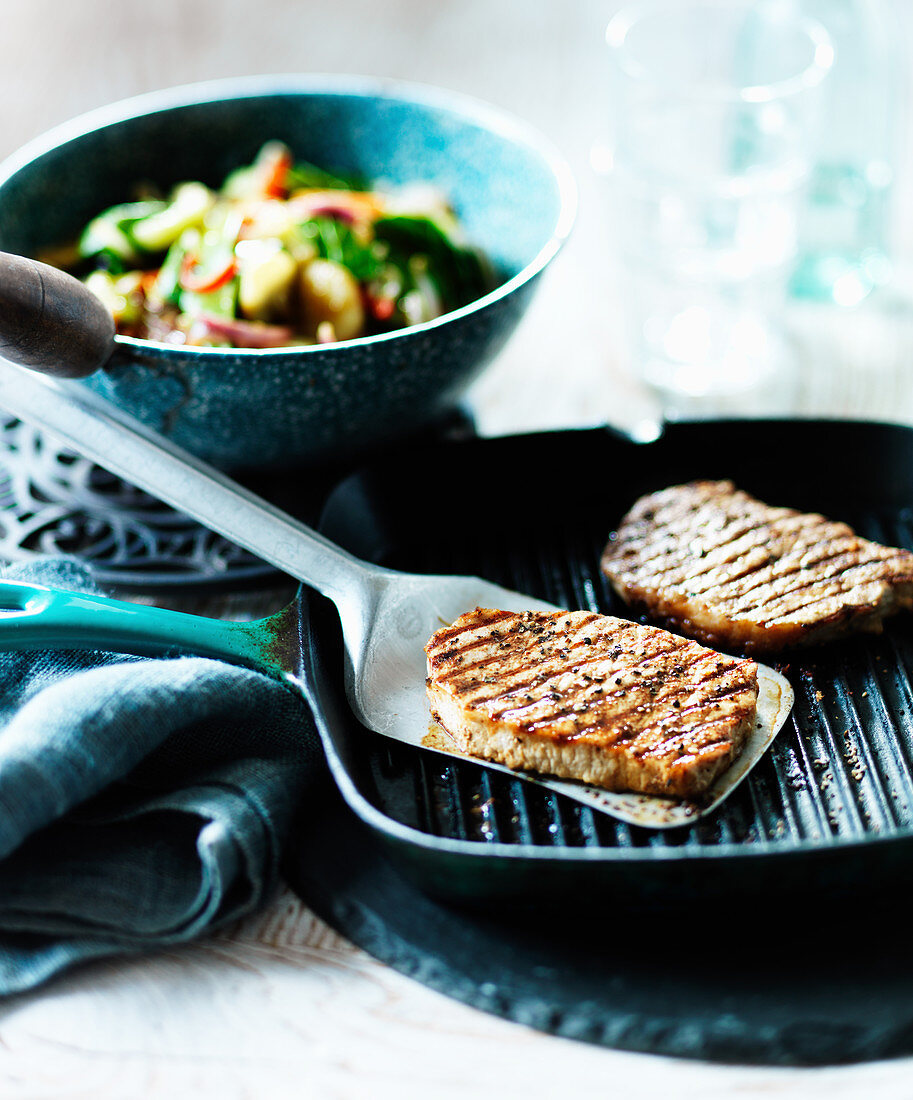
[0,75,575,469]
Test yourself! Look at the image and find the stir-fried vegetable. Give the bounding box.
[51,142,494,349]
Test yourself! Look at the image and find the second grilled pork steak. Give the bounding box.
[601,480,913,655]
[425,608,758,800]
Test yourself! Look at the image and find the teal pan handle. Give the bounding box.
[0,579,298,684]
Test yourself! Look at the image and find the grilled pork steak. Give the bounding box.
[601,480,913,655]
[425,608,759,799]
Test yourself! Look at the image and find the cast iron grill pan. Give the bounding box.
[302,420,913,907]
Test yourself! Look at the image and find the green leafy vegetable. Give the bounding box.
[373,215,491,311]
[301,216,382,281]
[285,159,367,192]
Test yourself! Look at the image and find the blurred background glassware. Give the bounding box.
[790,0,900,306]
[604,0,833,403]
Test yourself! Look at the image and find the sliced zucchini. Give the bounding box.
[130,182,214,252]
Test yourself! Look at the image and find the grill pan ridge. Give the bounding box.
[302,420,913,905]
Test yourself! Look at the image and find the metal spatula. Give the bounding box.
[0,352,793,827]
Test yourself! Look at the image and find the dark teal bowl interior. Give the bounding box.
[0,80,574,469]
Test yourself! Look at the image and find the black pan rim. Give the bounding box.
[314,713,913,864]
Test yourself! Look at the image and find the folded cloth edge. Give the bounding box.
[0,556,321,995]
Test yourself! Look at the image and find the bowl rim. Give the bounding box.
[0,73,577,361]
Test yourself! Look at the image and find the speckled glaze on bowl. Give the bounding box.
[0,75,575,469]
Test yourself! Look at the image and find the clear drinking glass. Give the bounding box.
[790,0,899,305]
[605,0,833,401]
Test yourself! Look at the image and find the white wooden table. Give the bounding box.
[3,1,913,1095]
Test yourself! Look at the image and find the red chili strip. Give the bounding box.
[179,252,237,294]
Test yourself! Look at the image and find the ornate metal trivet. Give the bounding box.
[0,417,273,590]
[0,407,475,590]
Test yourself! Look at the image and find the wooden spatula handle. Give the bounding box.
[0,251,115,378]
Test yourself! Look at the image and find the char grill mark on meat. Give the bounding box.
[425,608,759,799]
[601,480,913,654]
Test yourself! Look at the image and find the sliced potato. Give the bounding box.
[237,241,298,321]
[299,258,364,341]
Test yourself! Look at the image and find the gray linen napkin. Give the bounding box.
[0,557,321,994]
